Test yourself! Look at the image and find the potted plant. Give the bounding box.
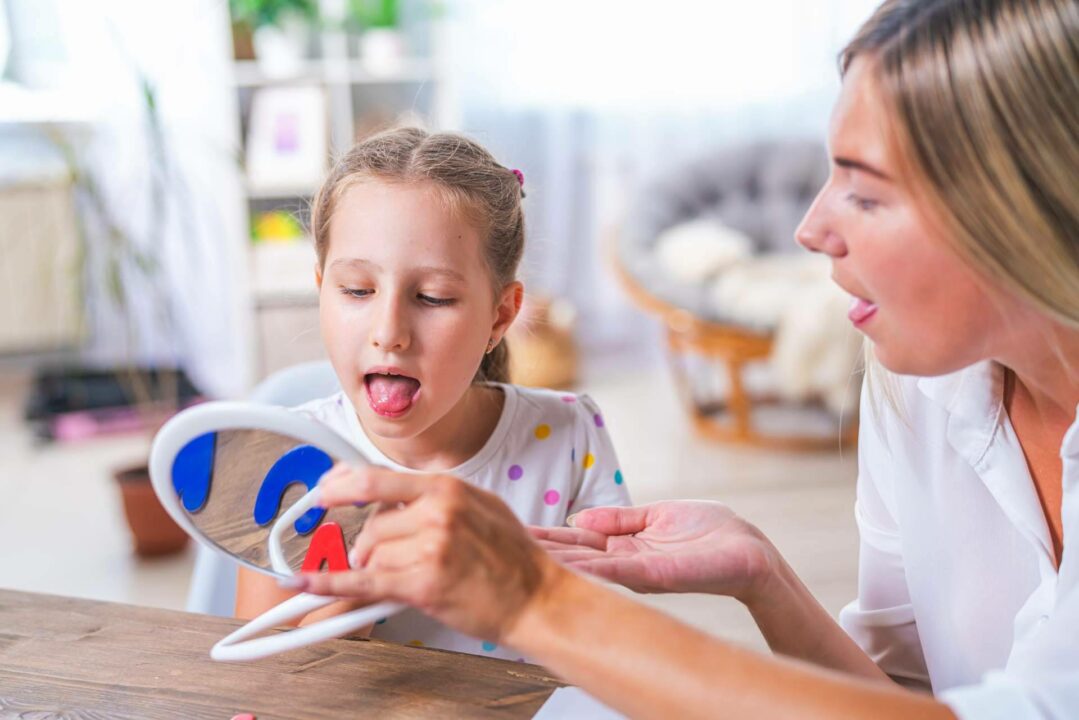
[229,0,319,77]
[48,75,211,557]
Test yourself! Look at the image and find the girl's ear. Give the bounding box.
[314,263,323,290]
[490,281,524,345]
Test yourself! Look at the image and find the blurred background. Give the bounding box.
[1,0,878,651]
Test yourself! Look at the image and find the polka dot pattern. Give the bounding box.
[544,490,561,506]
[534,424,551,440]
[407,640,425,647]
[582,453,595,469]
[508,464,524,481]
[561,396,576,403]
[615,470,624,485]
[482,641,497,652]
[594,414,604,428]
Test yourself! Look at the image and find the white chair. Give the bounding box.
[184,360,341,617]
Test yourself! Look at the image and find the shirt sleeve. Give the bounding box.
[838,384,931,690]
[567,394,632,512]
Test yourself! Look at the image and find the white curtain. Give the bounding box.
[442,0,881,354]
[2,0,253,398]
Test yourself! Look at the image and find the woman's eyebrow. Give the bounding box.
[834,155,892,181]
[328,257,465,283]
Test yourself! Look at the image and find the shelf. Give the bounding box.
[249,239,320,306]
[245,182,317,200]
[232,58,435,88]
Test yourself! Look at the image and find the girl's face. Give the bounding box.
[317,181,521,442]
[795,58,1025,376]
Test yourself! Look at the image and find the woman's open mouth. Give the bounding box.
[848,296,879,326]
[364,369,422,418]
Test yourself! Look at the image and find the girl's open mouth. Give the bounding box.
[364,371,422,418]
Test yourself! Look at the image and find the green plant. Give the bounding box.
[229,0,318,29]
[349,0,399,29]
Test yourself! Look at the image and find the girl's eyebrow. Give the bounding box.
[329,257,465,282]
[834,155,892,181]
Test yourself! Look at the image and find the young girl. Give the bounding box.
[235,127,631,660]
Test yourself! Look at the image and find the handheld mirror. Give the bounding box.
[149,401,405,661]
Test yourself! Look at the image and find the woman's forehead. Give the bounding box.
[829,59,896,179]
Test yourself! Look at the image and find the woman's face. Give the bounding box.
[317,180,520,442]
[796,58,1019,376]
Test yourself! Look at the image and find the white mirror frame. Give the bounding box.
[150,401,405,661]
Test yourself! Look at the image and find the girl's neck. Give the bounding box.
[365,383,505,472]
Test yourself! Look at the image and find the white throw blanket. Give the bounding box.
[655,220,862,416]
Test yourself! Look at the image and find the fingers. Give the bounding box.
[527,525,609,550]
[318,464,430,507]
[569,505,651,536]
[293,564,429,605]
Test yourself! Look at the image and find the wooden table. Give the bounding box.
[0,589,563,719]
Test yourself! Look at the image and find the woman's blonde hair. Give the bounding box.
[310,127,527,384]
[841,0,1079,415]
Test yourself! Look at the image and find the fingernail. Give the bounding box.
[348,547,360,567]
[566,513,578,527]
[277,574,309,590]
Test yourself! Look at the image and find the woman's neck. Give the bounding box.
[999,324,1079,429]
[366,384,505,472]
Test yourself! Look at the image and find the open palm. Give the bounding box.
[530,500,775,599]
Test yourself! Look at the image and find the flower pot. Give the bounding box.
[114,464,188,557]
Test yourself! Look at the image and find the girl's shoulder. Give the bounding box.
[287,391,353,437]
[496,383,609,435]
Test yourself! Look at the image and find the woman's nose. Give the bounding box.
[795,187,847,258]
[370,298,410,352]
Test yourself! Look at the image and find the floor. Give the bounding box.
[0,360,859,654]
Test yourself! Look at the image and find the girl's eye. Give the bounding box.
[340,287,373,299]
[845,192,879,212]
[418,293,455,307]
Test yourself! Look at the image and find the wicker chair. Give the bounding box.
[614,140,858,451]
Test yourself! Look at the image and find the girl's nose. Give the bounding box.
[370,299,410,352]
[795,186,847,258]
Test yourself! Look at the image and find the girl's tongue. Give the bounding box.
[365,374,421,416]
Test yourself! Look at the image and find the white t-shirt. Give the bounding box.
[840,361,1079,718]
[292,382,631,660]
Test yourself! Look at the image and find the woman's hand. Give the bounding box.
[289,464,566,643]
[530,501,778,603]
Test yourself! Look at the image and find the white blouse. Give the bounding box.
[839,361,1079,719]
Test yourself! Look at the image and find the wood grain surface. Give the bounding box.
[182,429,375,574]
[0,590,563,719]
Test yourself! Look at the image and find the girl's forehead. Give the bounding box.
[327,181,487,272]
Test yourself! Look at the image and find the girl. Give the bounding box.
[235,128,631,660]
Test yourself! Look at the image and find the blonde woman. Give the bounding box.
[290,0,1078,717]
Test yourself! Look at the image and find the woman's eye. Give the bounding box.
[418,293,455,307]
[340,287,373,299]
[845,192,879,212]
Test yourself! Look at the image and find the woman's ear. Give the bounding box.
[490,281,524,345]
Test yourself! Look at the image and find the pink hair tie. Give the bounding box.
[511,168,525,187]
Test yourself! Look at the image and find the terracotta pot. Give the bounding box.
[114,464,188,557]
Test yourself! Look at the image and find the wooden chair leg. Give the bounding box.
[725,359,752,441]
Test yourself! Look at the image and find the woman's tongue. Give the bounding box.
[366,374,420,416]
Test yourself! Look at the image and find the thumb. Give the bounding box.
[568,505,649,536]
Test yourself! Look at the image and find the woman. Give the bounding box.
[289,0,1078,717]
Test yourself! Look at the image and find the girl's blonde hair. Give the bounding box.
[310,127,527,384]
[841,0,1079,415]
